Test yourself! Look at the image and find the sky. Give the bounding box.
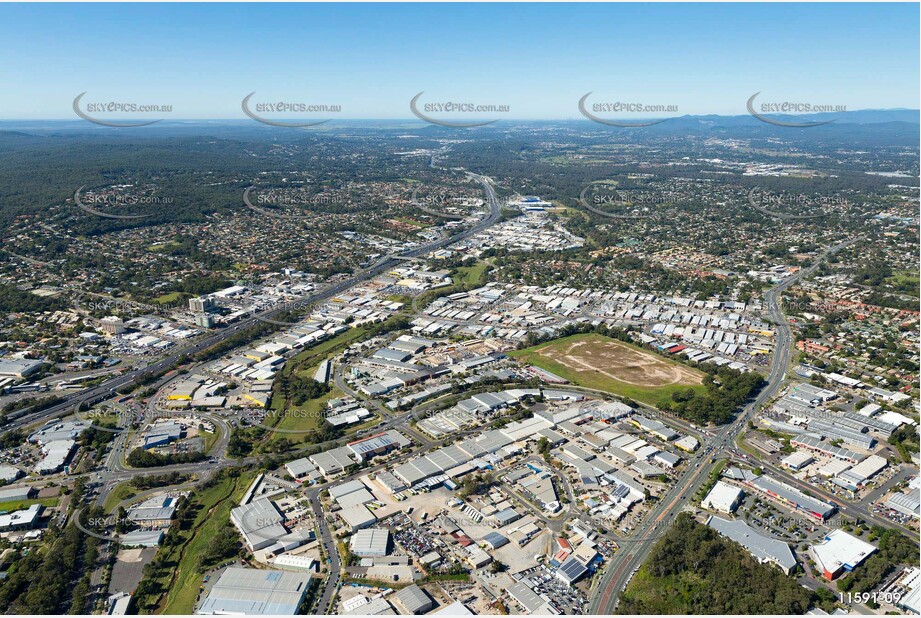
[0,2,918,120]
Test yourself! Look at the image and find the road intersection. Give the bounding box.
[11,199,886,616]
[590,237,860,613]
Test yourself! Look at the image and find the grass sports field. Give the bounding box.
[510,333,706,407]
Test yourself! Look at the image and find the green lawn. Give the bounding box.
[274,314,413,387]
[405,262,489,315]
[394,217,428,228]
[267,386,342,438]
[267,327,368,446]
[152,291,183,305]
[0,497,59,512]
[89,410,122,424]
[266,358,379,447]
[455,261,489,286]
[102,482,138,513]
[201,424,221,454]
[147,241,182,252]
[279,325,370,379]
[887,270,920,296]
[509,333,707,408]
[157,472,255,614]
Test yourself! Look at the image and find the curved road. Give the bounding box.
[51,169,502,614]
[591,238,858,614]
[2,174,500,435]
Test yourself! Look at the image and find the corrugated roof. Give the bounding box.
[197,567,310,615]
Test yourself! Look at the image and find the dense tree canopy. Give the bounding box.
[126,447,206,468]
[619,514,820,615]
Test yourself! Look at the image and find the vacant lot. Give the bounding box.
[510,333,706,407]
[110,546,157,596]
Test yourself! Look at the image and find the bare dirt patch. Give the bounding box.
[538,338,702,388]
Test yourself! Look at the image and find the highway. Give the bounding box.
[591,238,859,614]
[2,172,500,437]
[38,184,878,614]
[38,169,502,613]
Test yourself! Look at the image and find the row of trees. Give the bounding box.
[0,428,25,450]
[1,395,64,424]
[126,447,206,468]
[132,469,250,612]
[663,365,765,425]
[889,425,920,463]
[0,523,99,614]
[227,427,259,458]
[0,283,68,312]
[78,424,118,461]
[280,375,330,408]
[0,475,101,613]
[130,471,191,490]
[457,472,496,499]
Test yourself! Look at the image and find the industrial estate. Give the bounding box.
[0,3,918,617]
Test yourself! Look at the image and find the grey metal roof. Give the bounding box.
[388,340,427,354]
[439,444,473,467]
[393,584,432,614]
[632,414,666,431]
[375,471,406,491]
[483,531,509,548]
[455,438,488,458]
[507,581,546,613]
[348,433,403,457]
[425,449,456,471]
[336,488,375,509]
[751,475,835,519]
[494,507,520,524]
[350,528,391,556]
[309,446,358,473]
[471,392,501,408]
[791,436,862,462]
[329,480,367,499]
[413,456,442,477]
[393,461,429,485]
[457,399,486,414]
[231,498,286,545]
[127,496,178,523]
[197,567,310,615]
[372,348,412,362]
[284,457,316,477]
[706,515,797,573]
[474,429,514,453]
[654,451,682,466]
[886,490,920,517]
[339,504,377,529]
[119,529,165,547]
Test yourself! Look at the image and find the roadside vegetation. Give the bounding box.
[132,468,255,614]
[618,513,833,614]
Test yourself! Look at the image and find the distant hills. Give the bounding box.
[0,108,917,129]
[0,109,916,150]
[664,109,919,125]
